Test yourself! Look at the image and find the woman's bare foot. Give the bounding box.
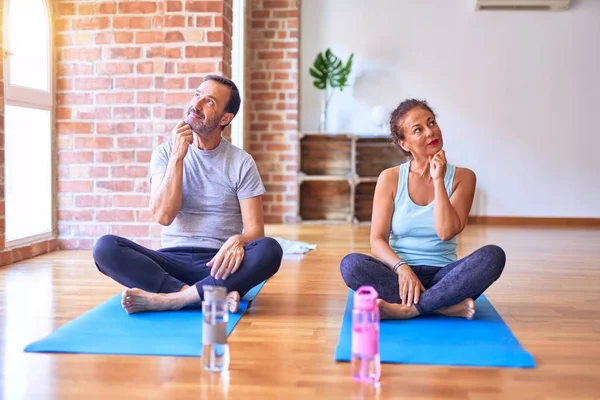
[435,298,476,320]
[121,288,185,314]
[226,291,240,313]
[376,299,420,320]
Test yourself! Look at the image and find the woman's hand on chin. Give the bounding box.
[429,149,447,182]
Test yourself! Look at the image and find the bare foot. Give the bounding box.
[435,298,476,320]
[226,291,240,313]
[121,288,184,314]
[376,299,420,320]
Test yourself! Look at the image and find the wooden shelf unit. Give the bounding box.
[297,132,407,223]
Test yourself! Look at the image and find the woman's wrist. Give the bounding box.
[392,260,408,274]
[433,178,446,193]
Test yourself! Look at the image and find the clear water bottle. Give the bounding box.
[351,286,381,383]
[202,285,230,372]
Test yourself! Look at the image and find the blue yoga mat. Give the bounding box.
[24,282,265,357]
[334,290,536,368]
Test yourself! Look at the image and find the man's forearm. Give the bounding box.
[151,158,184,225]
[433,180,461,241]
[233,227,265,246]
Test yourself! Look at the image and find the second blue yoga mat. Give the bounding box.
[334,290,536,368]
[24,282,265,357]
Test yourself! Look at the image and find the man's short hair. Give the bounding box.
[203,75,241,124]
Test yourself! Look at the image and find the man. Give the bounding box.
[92,75,283,314]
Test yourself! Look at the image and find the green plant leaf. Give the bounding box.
[325,48,335,63]
[315,53,327,70]
[309,67,323,80]
[336,53,354,90]
[310,49,354,92]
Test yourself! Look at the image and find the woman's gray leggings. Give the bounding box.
[340,245,506,315]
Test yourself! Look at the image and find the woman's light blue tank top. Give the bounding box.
[389,161,457,267]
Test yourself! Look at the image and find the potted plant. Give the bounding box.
[309,48,354,132]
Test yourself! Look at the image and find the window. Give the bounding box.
[231,0,246,149]
[3,0,53,245]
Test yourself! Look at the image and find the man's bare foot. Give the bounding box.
[122,287,240,314]
[435,298,476,320]
[376,299,420,320]
[121,288,184,314]
[226,291,240,313]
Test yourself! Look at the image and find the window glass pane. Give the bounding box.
[231,0,245,149]
[5,105,53,241]
[9,0,50,91]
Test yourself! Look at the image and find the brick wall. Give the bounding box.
[55,0,233,250]
[0,0,300,263]
[247,0,299,223]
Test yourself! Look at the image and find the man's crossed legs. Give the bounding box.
[93,235,283,314]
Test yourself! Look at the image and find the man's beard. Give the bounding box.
[184,107,222,135]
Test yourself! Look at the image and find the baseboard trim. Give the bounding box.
[467,216,600,227]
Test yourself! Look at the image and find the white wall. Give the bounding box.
[300,0,600,218]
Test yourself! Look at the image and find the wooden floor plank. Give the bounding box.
[1,224,599,399]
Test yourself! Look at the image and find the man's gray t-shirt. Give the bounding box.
[150,138,265,249]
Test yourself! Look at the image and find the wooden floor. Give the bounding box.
[1,224,599,399]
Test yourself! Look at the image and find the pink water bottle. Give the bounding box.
[351,286,381,383]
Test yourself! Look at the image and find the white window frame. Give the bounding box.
[3,0,55,247]
[231,0,246,150]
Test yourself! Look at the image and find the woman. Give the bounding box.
[340,99,505,320]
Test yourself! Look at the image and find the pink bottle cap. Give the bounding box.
[354,286,378,311]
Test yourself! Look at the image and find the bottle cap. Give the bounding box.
[203,285,227,302]
[353,286,378,310]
